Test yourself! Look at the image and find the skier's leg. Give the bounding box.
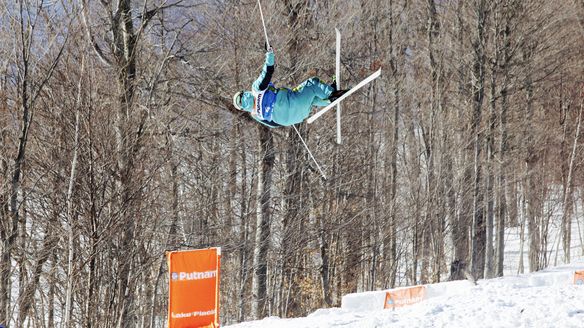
[293,77,334,100]
[271,78,334,126]
[312,97,331,107]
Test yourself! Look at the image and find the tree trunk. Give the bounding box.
[110,1,142,325]
[237,125,251,322]
[561,104,581,263]
[574,0,584,35]
[495,87,509,277]
[451,0,470,281]
[1,3,35,322]
[524,53,540,272]
[0,166,8,325]
[251,127,275,319]
[485,46,497,279]
[518,182,526,274]
[495,0,513,277]
[470,0,487,280]
[63,59,83,328]
[316,189,332,306]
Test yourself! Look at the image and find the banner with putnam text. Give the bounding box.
[384,285,426,309]
[168,247,221,328]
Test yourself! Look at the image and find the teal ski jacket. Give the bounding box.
[248,52,334,127]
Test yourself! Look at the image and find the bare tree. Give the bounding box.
[0,0,581,325]
[0,2,66,325]
[251,127,275,319]
[469,0,488,280]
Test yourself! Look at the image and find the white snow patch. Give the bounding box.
[227,262,584,328]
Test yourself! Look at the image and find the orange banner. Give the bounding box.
[384,286,426,309]
[575,270,584,285]
[168,248,221,328]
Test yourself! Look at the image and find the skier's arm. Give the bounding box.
[252,51,275,92]
[252,116,281,128]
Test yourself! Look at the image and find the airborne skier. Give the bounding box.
[232,49,347,127]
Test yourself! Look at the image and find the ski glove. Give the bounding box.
[264,41,274,52]
[265,51,275,66]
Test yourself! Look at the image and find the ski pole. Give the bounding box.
[293,125,327,180]
[256,0,325,180]
[257,0,270,50]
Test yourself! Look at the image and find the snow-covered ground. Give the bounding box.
[227,206,584,328]
[228,261,584,328]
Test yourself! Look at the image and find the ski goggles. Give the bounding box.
[233,91,244,110]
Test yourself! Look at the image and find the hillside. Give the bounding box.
[227,261,584,328]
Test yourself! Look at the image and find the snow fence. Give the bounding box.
[341,269,584,312]
[575,270,584,285]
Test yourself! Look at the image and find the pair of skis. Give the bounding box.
[307,29,382,145]
[296,28,381,180]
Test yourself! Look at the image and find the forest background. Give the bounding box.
[1,0,583,327]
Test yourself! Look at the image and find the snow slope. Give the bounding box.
[227,261,584,328]
[227,208,584,328]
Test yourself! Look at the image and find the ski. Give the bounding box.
[307,69,381,124]
[335,28,342,144]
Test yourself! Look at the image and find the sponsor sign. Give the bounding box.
[575,270,584,285]
[168,247,221,328]
[384,285,426,309]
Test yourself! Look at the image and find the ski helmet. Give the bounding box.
[233,91,244,110]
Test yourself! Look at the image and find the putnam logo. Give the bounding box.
[575,270,584,285]
[174,270,217,281]
[389,295,423,306]
[384,286,426,309]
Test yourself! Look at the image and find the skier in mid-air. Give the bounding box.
[233,49,347,127]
